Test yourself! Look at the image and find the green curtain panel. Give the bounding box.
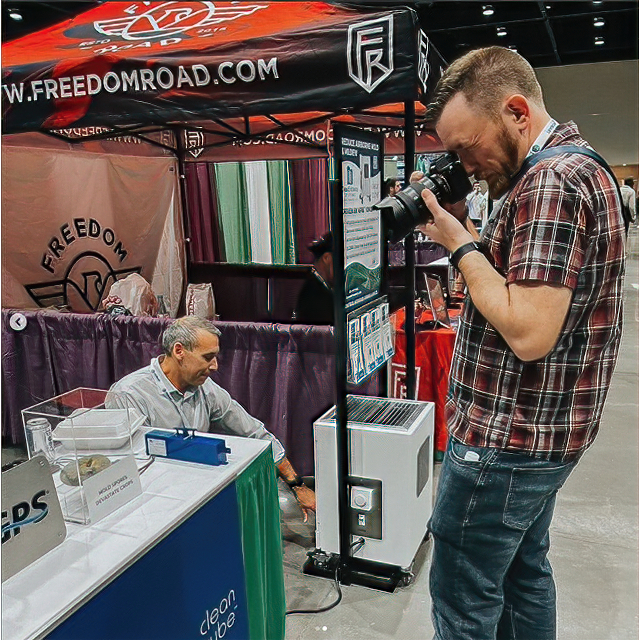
[267,161,297,265]
[235,447,286,640]
[214,162,252,263]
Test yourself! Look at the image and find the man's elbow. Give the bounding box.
[508,335,556,362]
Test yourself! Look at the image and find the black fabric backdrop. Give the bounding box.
[2,310,377,475]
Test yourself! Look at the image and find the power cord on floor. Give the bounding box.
[285,566,342,615]
[285,538,365,616]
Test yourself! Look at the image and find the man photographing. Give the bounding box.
[109,316,316,521]
[417,47,625,639]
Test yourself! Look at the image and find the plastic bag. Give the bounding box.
[185,283,215,319]
[101,273,158,317]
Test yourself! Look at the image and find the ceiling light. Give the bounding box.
[496,26,507,37]
[593,16,605,27]
[8,8,22,21]
[594,36,605,46]
[507,44,518,52]
[592,1,603,4]
[482,5,494,16]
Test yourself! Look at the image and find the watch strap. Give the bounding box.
[450,241,481,270]
[286,475,305,488]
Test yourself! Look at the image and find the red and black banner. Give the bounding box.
[2,2,446,135]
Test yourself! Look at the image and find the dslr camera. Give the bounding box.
[374,152,472,242]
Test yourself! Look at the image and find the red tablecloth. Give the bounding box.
[390,308,459,453]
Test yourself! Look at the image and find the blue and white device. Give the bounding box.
[145,430,231,466]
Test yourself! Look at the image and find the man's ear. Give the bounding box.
[503,94,530,127]
[173,342,185,362]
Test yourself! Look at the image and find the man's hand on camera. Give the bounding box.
[409,171,468,224]
[419,189,474,254]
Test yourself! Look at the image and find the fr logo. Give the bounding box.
[347,15,394,94]
[94,1,268,41]
[391,363,421,400]
[185,130,206,158]
[417,30,430,94]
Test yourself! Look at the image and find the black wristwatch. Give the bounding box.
[450,241,481,270]
[286,475,305,489]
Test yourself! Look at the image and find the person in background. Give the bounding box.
[384,177,402,197]
[465,180,489,230]
[620,176,636,224]
[109,316,316,520]
[418,46,625,640]
[294,232,334,325]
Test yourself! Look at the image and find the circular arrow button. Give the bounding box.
[9,313,27,332]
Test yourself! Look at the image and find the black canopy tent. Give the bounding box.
[2,0,447,590]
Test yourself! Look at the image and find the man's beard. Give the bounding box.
[485,125,520,199]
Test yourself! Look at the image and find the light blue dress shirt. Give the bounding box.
[108,357,285,462]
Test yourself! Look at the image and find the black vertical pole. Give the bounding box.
[380,211,389,398]
[331,178,350,583]
[404,102,416,399]
[174,127,193,314]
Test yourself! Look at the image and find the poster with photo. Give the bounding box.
[360,310,376,374]
[381,302,394,359]
[371,306,384,367]
[348,317,366,384]
[335,125,383,311]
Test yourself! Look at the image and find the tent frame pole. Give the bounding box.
[403,102,417,399]
[173,127,193,312]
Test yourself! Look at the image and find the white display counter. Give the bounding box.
[2,435,276,640]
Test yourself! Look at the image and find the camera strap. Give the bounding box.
[509,144,629,233]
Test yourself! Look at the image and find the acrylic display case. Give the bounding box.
[22,388,144,525]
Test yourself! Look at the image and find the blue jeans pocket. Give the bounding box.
[503,463,575,530]
[449,438,495,467]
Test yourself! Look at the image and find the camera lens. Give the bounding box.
[374,153,472,242]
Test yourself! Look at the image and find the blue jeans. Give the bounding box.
[429,437,578,640]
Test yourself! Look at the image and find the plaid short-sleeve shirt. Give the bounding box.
[447,122,626,461]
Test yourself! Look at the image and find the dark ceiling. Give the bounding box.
[414,1,639,68]
[2,1,638,68]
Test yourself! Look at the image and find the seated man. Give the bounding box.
[294,232,334,325]
[109,316,316,520]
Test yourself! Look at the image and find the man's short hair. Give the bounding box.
[384,177,399,194]
[162,316,221,356]
[624,177,635,188]
[308,232,333,260]
[426,46,545,124]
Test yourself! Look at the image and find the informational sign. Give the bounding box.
[1,455,66,581]
[347,297,394,385]
[425,275,451,329]
[335,125,384,311]
[83,455,142,524]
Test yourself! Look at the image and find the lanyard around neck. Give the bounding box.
[525,118,558,159]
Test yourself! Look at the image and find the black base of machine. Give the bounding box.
[303,549,412,593]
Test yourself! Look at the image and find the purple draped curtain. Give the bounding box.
[184,162,226,263]
[290,158,330,264]
[2,310,377,476]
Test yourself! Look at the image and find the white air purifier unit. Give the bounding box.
[314,395,434,570]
